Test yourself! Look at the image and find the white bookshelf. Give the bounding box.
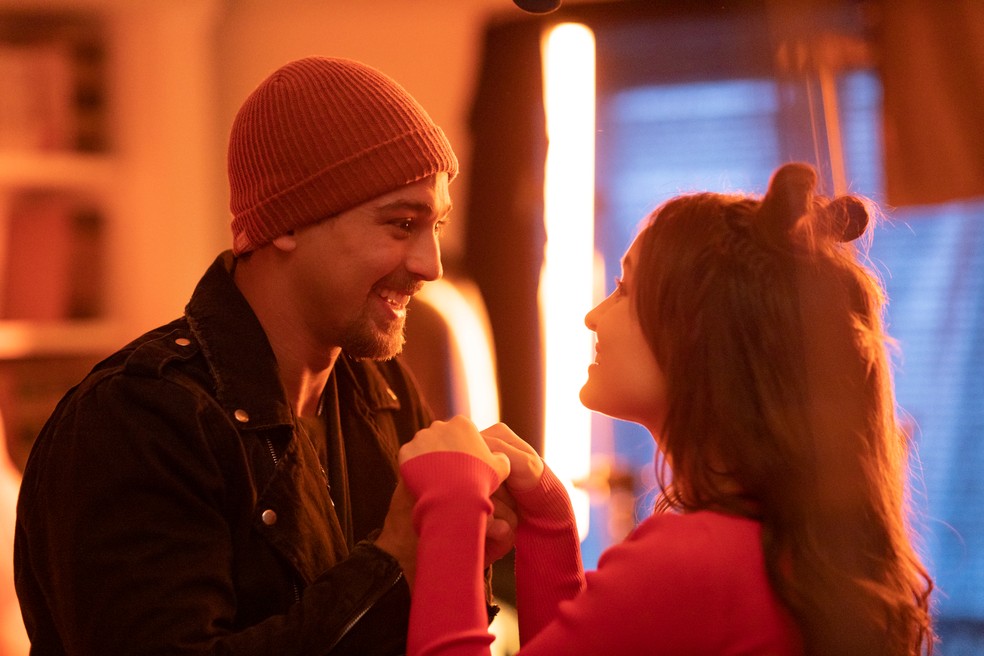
[0,150,115,190]
[0,0,221,469]
[0,319,123,359]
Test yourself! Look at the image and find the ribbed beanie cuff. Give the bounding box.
[228,57,458,255]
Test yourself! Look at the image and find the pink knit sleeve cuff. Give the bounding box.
[510,463,575,530]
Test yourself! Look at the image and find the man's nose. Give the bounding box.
[407,233,442,281]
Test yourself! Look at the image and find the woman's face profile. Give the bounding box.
[580,232,668,436]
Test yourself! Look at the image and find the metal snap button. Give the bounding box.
[174,337,191,347]
[261,509,277,526]
[234,409,250,423]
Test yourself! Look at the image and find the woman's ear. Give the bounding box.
[271,231,297,252]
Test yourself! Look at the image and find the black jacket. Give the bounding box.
[14,253,432,655]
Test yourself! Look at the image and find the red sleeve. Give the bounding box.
[401,458,796,656]
[401,452,501,656]
[400,457,587,655]
[509,513,799,655]
[510,465,585,642]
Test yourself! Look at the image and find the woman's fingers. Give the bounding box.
[481,423,544,492]
[400,416,511,482]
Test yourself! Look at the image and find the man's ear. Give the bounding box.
[271,231,297,252]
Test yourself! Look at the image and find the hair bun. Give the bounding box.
[759,164,870,243]
[823,196,870,242]
[759,163,818,238]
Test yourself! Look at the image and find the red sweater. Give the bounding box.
[401,452,802,656]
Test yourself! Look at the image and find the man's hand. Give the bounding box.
[374,481,418,587]
[485,486,517,566]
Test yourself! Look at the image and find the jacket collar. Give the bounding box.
[185,252,294,430]
[184,252,403,431]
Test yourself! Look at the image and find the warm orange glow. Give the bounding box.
[540,23,596,541]
[416,278,500,430]
[0,320,120,359]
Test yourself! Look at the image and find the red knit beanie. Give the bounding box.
[228,57,459,255]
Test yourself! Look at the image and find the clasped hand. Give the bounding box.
[402,417,544,565]
[399,416,544,493]
[375,416,545,585]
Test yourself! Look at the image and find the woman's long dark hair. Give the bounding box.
[633,163,934,655]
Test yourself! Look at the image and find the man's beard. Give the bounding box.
[340,310,407,361]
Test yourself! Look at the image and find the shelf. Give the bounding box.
[0,319,121,359]
[0,1,221,471]
[0,150,115,192]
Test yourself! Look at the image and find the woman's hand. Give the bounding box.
[397,416,516,570]
[481,423,544,492]
[399,415,511,482]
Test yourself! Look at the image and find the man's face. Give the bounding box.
[285,173,451,360]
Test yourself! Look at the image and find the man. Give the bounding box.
[14,57,511,655]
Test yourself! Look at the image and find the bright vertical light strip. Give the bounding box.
[416,279,500,429]
[540,23,596,541]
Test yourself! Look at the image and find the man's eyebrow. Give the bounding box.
[376,200,453,218]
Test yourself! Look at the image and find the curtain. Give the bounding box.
[879,0,984,205]
[464,16,548,453]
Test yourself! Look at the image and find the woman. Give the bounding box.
[379,163,935,655]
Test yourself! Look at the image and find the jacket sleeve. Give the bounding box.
[15,370,407,656]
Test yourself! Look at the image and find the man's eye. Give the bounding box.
[391,219,413,232]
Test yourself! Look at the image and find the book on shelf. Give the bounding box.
[0,190,104,321]
[0,40,74,152]
[0,12,107,153]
